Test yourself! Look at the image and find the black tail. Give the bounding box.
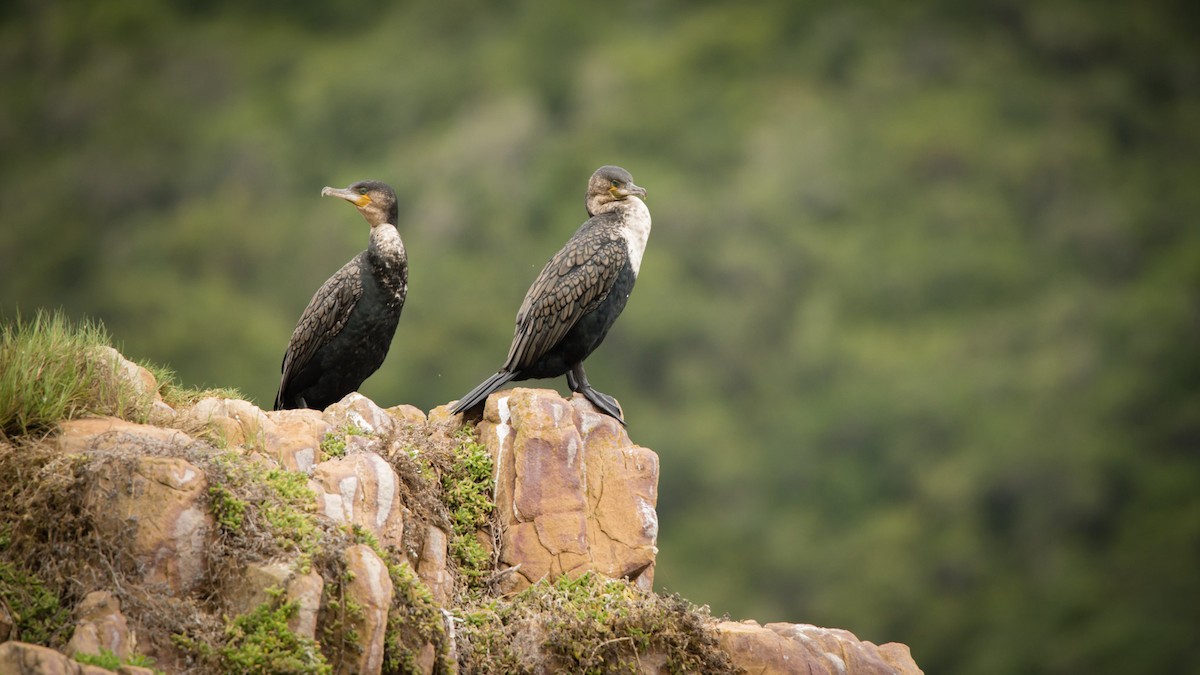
[449,370,517,415]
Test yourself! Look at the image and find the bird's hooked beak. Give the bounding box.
[611,182,648,200]
[321,186,371,208]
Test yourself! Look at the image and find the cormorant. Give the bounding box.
[274,180,408,411]
[449,165,650,425]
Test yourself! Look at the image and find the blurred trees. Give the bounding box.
[2,0,1197,672]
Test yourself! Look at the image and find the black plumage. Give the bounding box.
[274,180,408,411]
[450,165,650,424]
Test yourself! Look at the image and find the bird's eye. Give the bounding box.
[357,187,368,195]
[610,179,620,187]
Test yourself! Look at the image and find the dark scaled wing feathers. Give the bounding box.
[503,225,628,371]
[278,257,365,400]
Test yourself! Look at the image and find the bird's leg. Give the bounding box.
[567,363,626,426]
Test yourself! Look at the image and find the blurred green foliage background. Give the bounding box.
[2,0,1198,671]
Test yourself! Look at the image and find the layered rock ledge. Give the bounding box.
[0,350,921,674]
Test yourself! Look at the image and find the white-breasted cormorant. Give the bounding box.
[274,180,408,411]
[449,165,650,424]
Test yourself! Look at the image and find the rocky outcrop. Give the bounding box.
[0,346,921,674]
[469,388,659,592]
[309,451,407,550]
[0,641,153,674]
[339,545,394,675]
[717,620,921,675]
[77,438,211,595]
[65,592,135,662]
[261,408,330,472]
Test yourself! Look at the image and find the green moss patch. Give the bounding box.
[205,453,325,572]
[456,572,737,674]
[441,429,496,588]
[318,424,368,460]
[176,593,330,675]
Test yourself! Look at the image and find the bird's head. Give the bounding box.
[321,180,399,228]
[586,165,647,216]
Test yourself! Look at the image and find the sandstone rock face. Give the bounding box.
[0,641,119,674]
[56,418,191,455]
[716,620,924,675]
[309,452,406,550]
[83,454,210,595]
[13,371,922,674]
[65,591,135,661]
[324,392,395,437]
[187,397,271,451]
[385,403,427,426]
[93,346,157,397]
[223,561,292,615]
[222,562,325,642]
[475,388,658,592]
[416,524,453,605]
[263,408,331,472]
[286,570,326,641]
[339,544,394,675]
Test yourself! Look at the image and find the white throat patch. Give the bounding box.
[621,197,652,276]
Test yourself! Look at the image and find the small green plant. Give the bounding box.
[0,560,71,645]
[177,595,330,674]
[319,424,368,459]
[73,648,160,673]
[207,451,323,568]
[442,428,496,586]
[209,484,248,532]
[73,648,122,670]
[320,557,366,670]
[260,467,322,558]
[0,310,154,437]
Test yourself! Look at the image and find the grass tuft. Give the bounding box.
[140,360,242,410]
[0,310,150,437]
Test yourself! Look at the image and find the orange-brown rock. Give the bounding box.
[263,408,331,472]
[309,451,405,550]
[285,570,325,641]
[0,641,122,674]
[416,524,453,605]
[223,561,325,641]
[186,397,271,450]
[56,418,191,455]
[65,591,135,662]
[716,620,924,675]
[82,454,211,595]
[223,561,292,615]
[386,403,427,426]
[475,388,658,591]
[338,544,394,675]
[91,346,172,423]
[324,392,395,437]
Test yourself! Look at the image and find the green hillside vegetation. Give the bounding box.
[2,1,1197,672]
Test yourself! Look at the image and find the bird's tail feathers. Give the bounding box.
[449,371,517,415]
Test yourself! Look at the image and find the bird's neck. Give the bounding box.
[368,224,408,296]
[618,197,652,277]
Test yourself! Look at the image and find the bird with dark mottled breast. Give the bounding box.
[450,165,650,425]
[275,180,408,411]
